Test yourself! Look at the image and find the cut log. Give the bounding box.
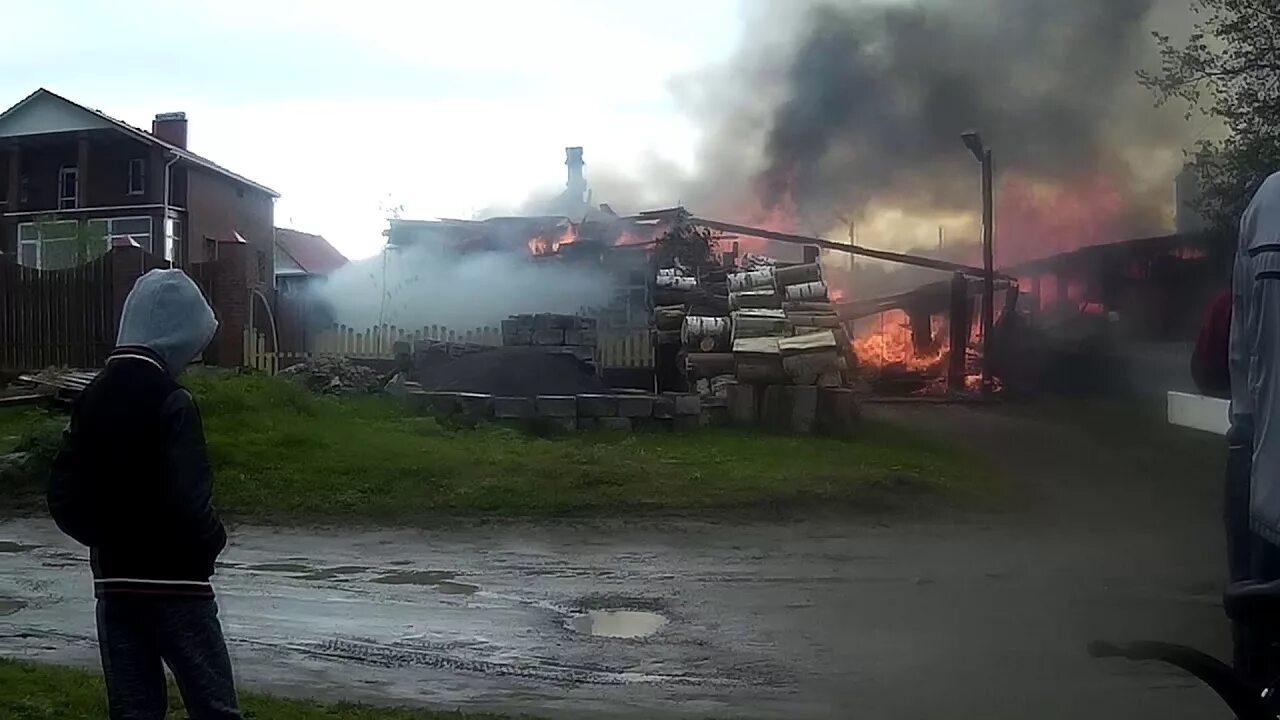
[784,301,837,314]
[656,275,697,290]
[682,316,732,352]
[733,336,786,382]
[784,351,841,384]
[654,305,687,332]
[779,330,838,355]
[732,310,792,340]
[726,382,759,425]
[780,331,841,384]
[817,387,860,436]
[729,290,782,311]
[685,352,736,379]
[727,268,776,292]
[775,263,823,288]
[788,312,842,329]
[784,281,829,302]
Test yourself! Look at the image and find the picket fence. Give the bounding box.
[244,324,653,375]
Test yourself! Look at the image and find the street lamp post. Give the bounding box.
[961,131,995,395]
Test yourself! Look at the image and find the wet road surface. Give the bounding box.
[0,404,1235,718]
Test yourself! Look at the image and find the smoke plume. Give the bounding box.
[317,244,615,331]
[566,0,1194,280]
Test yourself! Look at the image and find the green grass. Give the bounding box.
[0,659,527,719]
[1,372,985,522]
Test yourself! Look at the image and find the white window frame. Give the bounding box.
[17,220,82,269]
[127,158,146,196]
[164,216,181,262]
[58,166,78,210]
[89,216,153,254]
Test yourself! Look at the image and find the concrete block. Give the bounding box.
[705,405,730,427]
[760,385,793,432]
[535,417,578,434]
[565,329,585,346]
[535,395,577,418]
[493,396,534,419]
[456,392,494,419]
[616,395,655,418]
[534,313,576,331]
[726,382,758,426]
[577,417,600,431]
[651,395,676,419]
[817,387,860,436]
[576,394,618,417]
[596,417,633,432]
[673,415,702,432]
[504,330,533,346]
[405,390,430,415]
[423,391,460,417]
[634,417,673,433]
[790,385,818,434]
[534,329,566,346]
[670,393,701,416]
[533,313,557,331]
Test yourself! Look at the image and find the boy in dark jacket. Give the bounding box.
[48,269,239,719]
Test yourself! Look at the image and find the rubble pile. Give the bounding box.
[281,356,383,394]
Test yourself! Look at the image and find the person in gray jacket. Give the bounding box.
[1229,171,1280,684]
[48,269,239,719]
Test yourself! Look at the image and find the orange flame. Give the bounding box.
[527,223,579,256]
[851,309,946,373]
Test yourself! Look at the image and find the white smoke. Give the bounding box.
[316,243,616,332]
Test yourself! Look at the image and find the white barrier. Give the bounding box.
[1167,391,1230,436]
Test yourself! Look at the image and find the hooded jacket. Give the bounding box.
[48,269,226,597]
[1231,172,1280,544]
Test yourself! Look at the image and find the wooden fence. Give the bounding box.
[596,328,653,369]
[244,323,655,375]
[0,254,115,369]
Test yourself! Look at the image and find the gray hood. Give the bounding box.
[116,269,218,376]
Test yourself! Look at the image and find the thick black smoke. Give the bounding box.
[675,0,1192,243]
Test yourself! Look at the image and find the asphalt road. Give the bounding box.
[0,403,1235,719]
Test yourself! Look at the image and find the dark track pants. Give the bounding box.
[96,595,240,720]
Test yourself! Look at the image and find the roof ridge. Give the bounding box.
[0,88,279,198]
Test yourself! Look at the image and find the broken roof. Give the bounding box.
[0,88,280,198]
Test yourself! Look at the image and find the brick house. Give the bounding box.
[0,88,281,368]
[0,88,278,275]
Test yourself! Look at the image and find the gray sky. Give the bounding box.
[1,0,743,259]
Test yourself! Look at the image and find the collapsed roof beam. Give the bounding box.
[689,216,1014,281]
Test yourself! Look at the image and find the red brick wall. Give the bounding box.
[185,168,274,278]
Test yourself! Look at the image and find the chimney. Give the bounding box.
[152,112,188,149]
[565,146,586,201]
[1175,163,1207,234]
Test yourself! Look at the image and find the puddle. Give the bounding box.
[246,562,312,573]
[0,598,28,616]
[435,581,480,595]
[297,566,371,582]
[0,541,40,553]
[371,570,456,586]
[569,610,668,639]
